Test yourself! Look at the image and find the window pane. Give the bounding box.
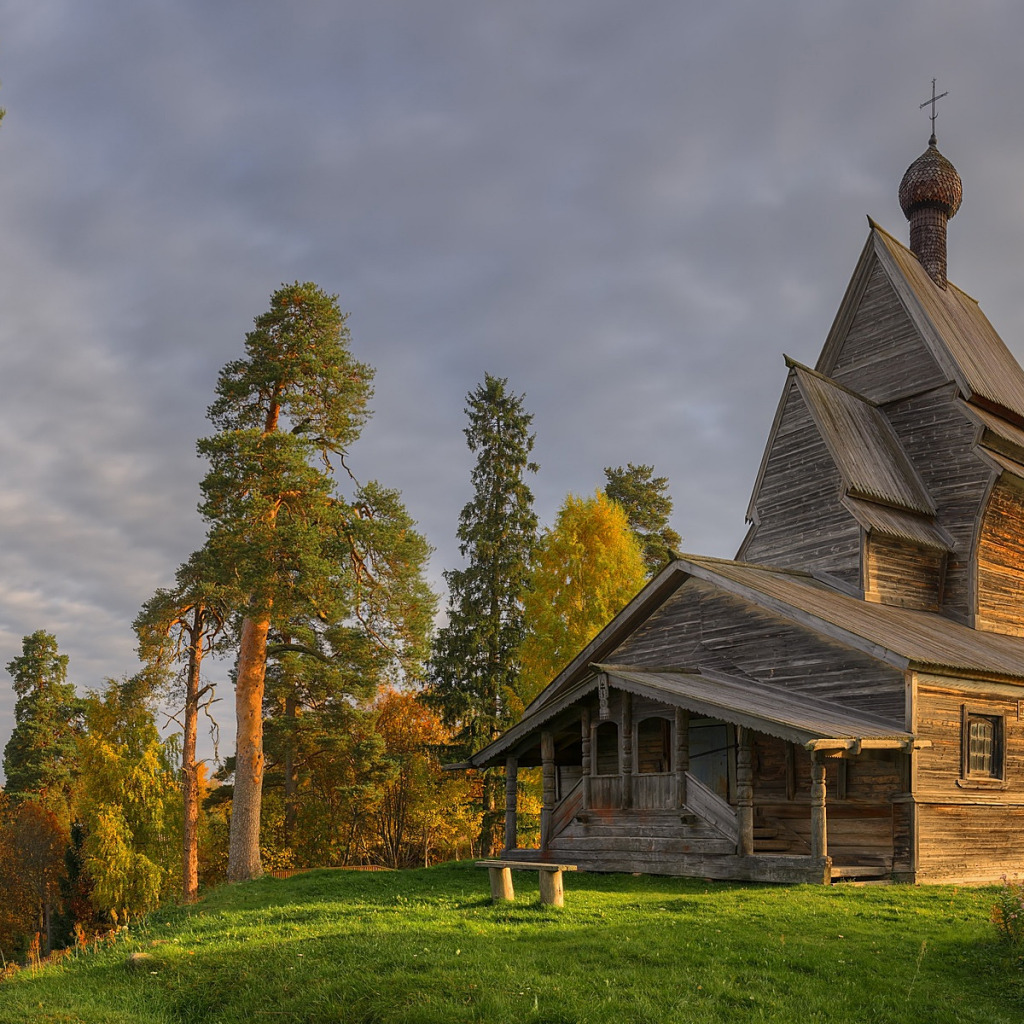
[968,716,995,776]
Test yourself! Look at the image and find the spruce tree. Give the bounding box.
[428,375,538,852]
[2,631,82,818]
[603,462,682,576]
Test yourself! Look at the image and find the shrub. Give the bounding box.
[991,875,1024,944]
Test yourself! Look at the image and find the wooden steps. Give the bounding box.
[830,863,890,882]
[547,807,736,862]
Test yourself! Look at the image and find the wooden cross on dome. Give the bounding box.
[920,78,948,143]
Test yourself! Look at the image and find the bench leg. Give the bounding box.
[488,866,514,902]
[538,869,564,907]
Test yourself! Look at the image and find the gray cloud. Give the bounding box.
[3,0,1024,765]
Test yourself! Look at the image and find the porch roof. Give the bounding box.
[466,664,913,768]
[599,666,914,751]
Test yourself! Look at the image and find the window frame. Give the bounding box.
[635,715,673,775]
[958,704,1007,789]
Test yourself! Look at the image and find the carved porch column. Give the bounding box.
[503,756,518,853]
[736,726,754,856]
[675,707,690,808]
[540,730,555,850]
[581,707,591,811]
[810,750,828,862]
[621,691,633,809]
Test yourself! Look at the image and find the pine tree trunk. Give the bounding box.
[182,630,203,903]
[227,613,270,882]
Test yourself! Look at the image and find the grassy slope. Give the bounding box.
[2,862,1023,1024]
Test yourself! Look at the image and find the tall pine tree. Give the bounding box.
[197,282,433,882]
[603,462,682,576]
[428,374,538,853]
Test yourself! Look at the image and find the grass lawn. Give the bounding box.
[2,862,1023,1023]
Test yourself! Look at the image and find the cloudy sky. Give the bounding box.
[3,1,1024,763]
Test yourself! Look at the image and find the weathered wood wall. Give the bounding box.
[739,379,862,582]
[883,385,994,625]
[825,260,947,402]
[911,673,1024,881]
[863,534,945,611]
[976,476,1024,636]
[614,579,907,721]
[750,733,904,868]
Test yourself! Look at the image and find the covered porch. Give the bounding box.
[468,665,918,884]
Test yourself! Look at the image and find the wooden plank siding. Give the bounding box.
[883,385,995,625]
[614,579,907,721]
[976,477,1024,636]
[740,379,862,583]
[826,259,949,403]
[751,733,904,868]
[911,674,1024,881]
[864,534,945,611]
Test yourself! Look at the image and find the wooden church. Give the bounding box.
[465,131,1024,884]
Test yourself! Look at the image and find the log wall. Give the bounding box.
[883,385,994,625]
[976,476,1024,636]
[863,534,945,611]
[750,733,904,868]
[912,673,1024,882]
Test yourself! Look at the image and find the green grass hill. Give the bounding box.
[2,862,1022,1023]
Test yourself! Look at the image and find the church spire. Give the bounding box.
[898,84,962,289]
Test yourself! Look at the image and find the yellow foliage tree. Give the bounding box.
[77,676,182,923]
[518,491,647,705]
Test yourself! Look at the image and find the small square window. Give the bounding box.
[961,707,1004,782]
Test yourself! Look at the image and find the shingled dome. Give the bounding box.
[899,137,963,218]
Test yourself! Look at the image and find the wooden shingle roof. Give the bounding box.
[789,360,934,514]
[679,554,1024,680]
[873,225,1024,424]
[467,664,913,767]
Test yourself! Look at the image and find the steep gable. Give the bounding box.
[738,374,861,582]
[817,229,948,403]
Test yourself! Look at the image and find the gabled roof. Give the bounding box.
[518,554,1024,731]
[677,555,1024,679]
[789,360,934,514]
[819,223,1024,425]
[600,666,913,750]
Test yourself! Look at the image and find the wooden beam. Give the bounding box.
[810,750,828,862]
[675,707,690,808]
[540,730,555,850]
[503,756,518,854]
[736,726,754,856]
[621,691,633,810]
[580,707,591,811]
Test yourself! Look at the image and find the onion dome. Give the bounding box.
[899,136,963,220]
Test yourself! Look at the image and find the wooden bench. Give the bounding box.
[475,860,577,907]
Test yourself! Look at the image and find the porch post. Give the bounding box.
[621,691,633,809]
[541,730,555,850]
[675,707,690,808]
[503,756,518,853]
[810,750,828,862]
[580,707,591,811]
[736,726,754,856]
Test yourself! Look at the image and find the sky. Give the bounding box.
[3,1,1024,766]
